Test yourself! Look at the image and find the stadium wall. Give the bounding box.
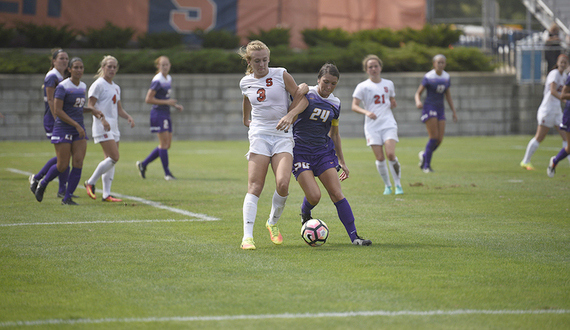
[0,72,543,141]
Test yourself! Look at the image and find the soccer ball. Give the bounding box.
[301,219,329,246]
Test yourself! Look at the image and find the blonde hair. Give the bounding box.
[362,54,382,72]
[95,55,119,79]
[154,55,169,74]
[238,40,270,74]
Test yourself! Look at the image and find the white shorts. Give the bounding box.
[93,131,120,144]
[365,127,399,146]
[246,134,294,160]
[537,110,562,128]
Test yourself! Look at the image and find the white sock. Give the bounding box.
[388,157,401,187]
[268,190,287,225]
[522,138,539,164]
[88,157,116,185]
[101,164,115,199]
[243,193,259,240]
[375,160,391,187]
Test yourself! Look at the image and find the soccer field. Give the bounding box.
[1,136,569,329]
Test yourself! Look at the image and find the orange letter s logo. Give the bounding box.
[170,0,217,33]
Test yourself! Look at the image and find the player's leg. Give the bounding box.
[548,131,570,177]
[101,141,121,202]
[384,138,402,194]
[422,118,440,172]
[242,153,270,249]
[556,126,570,165]
[36,143,71,202]
[371,145,392,194]
[522,125,549,169]
[265,152,292,244]
[297,169,320,222]
[158,131,175,179]
[62,139,86,204]
[30,156,57,194]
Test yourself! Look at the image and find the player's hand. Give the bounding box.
[298,83,309,95]
[337,164,349,181]
[76,126,86,139]
[366,111,377,120]
[452,112,458,123]
[101,118,111,131]
[174,104,183,112]
[127,116,135,128]
[276,114,296,131]
[415,101,423,109]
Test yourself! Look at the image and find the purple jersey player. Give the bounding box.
[136,56,183,181]
[547,72,570,177]
[29,49,72,199]
[414,54,458,173]
[281,63,372,246]
[34,58,105,205]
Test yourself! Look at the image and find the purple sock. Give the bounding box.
[334,198,358,242]
[40,164,63,187]
[159,148,170,175]
[424,139,438,169]
[35,156,57,180]
[142,147,160,168]
[58,166,69,194]
[301,197,315,216]
[64,167,82,201]
[553,148,569,165]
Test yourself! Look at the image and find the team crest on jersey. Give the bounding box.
[384,87,389,93]
[104,134,108,138]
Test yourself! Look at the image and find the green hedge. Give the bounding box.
[0,42,494,74]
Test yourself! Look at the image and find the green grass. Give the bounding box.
[1,136,569,329]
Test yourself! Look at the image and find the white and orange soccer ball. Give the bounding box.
[301,219,329,246]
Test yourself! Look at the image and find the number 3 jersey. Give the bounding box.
[421,69,450,111]
[293,85,341,154]
[53,78,87,134]
[240,67,291,137]
[352,78,396,132]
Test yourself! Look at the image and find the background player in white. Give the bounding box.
[238,40,306,250]
[352,55,403,195]
[414,54,458,173]
[34,58,105,204]
[84,55,135,202]
[136,56,183,180]
[521,54,569,170]
[29,49,72,199]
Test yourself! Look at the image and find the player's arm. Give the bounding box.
[414,84,425,109]
[351,97,377,120]
[550,81,563,100]
[390,96,397,109]
[276,75,309,131]
[560,84,570,101]
[117,100,135,128]
[242,95,251,127]
[329,122,349,181]
[445,89,458,123]
[145,88,181,110]
[46,86,57,119]
[88,95,110,131]
[54,97,85,138]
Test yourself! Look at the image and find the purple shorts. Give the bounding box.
[292,147,339,180]
[150,110,172,133]
[560,108,570,132]
[50,125,87,144]
[420,106,445,123]
[44,113,54,138]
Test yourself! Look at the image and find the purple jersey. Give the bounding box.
[293,87,341,154]
[561,75,570,132]
[421,69,450,111]
[149,73,172,113]
[52,78,87,137]
[42,68,65,135]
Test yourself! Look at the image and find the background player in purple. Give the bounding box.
[280,63,372,246]
[34,58,105,205]
[547,72,570,177]
[414,54,458,173]
[136,56,183,180]
[29,49,73,198]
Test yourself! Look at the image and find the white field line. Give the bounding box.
[6,168,220,221]
[0,219,200,227]
[0,309,568,327]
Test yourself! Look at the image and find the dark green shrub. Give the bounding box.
[301,27,352,48]
[15,22,76,48]
[84,22,134,48]
[247,27,290,47]
[195,29,240,49]
[138,32,183,49]
[398,24,462,48]
[0,23,16,47]
[352,28,402,48]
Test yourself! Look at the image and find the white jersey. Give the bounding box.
[352,78,397,132]
[239,67,291,137]
[89,77,121,137]
[538,69,567,116]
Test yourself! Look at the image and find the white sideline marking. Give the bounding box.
[0,219,200,227]
[6,168,220,221]
[0,309,568,327]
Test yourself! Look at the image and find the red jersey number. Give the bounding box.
[374,94,385,104]
[257,88,266,102]
[112,94,117,104]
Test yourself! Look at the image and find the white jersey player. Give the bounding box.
[238,40,307,250]
[84,55,135,202]
[352,55,403,195]
[521,54,570,170]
